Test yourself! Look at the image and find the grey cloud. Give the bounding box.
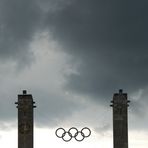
[0,121,16,131]
[33,89,83,127]
[0,88,82,128]
[45,0,148,101]
[0,0,42,66]
[1,0,148,131]
[1,0,148,98]
[130,88,148,116]
[94,124,111,136]
[0,45,84,128]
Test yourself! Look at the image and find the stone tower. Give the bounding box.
[15,90,36,148]
[110,89,130,148]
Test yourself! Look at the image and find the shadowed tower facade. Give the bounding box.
[15,90,36,148]
[110,89,130,148]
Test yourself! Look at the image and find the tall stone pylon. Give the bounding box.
[15,90,36,148]
[110,89,130,148]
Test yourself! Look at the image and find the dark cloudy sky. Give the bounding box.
[0,0,148,147]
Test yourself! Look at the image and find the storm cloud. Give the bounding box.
[1,0,148,99]
[0,0,42,65]
[45,0,148,101]
[0,0,148,131]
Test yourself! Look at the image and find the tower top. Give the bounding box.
[119,89,123,94]
[23,90,27,95]
[15,90,36,108]
[113,89,127,96]
[110,89,130,107]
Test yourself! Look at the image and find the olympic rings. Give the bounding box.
[55,127,91,142]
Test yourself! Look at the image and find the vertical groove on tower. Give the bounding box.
[110,89,130,148]
[15,90,36,148]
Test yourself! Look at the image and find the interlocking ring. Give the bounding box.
[55,127,91,142]
[55,128,72,142]
[81,127,91,137]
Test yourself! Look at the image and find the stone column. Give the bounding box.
[110,89,130,148]
[15,90,36,148]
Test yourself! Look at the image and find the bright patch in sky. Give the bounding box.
[0,128,148,148]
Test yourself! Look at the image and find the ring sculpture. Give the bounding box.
[55,127,91,142]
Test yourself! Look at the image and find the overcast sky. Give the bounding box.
[0,0,148,147]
